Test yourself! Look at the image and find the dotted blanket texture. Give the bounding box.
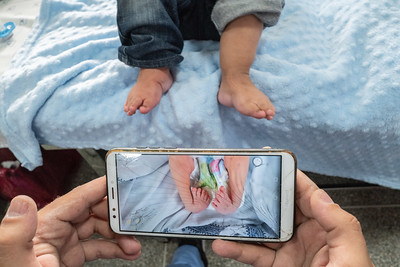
[0,0,399,188]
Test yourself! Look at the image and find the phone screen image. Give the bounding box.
[110,152,287,241]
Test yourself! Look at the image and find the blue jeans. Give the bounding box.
[117,0,220,68]
[166,245,205,267]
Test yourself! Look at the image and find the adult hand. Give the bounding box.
[0,176,141,267]
[212,170,374,266]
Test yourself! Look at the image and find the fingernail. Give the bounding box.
[320,190,334,204]
[6,197,29,217]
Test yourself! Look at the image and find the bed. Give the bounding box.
[0,0,399,189]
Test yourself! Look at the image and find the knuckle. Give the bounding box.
[348,216,362,232]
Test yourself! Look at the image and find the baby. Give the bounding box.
[169,155,249,215]
[117,0,285,120]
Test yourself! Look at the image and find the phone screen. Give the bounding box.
[109,151,290,241]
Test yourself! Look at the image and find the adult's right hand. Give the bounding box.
[212,170,375,267]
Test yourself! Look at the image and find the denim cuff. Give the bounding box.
[211,0,285,34]
[118,52,184,69]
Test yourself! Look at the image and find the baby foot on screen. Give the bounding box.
[212,186,238,215]
[186,187,211,213]
[124,68,173,115]
[218,74,275,120]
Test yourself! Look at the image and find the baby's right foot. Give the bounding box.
[218,73,276,120]
[124,68,173,115]
[212,186,238,215]
[185,188,211,213]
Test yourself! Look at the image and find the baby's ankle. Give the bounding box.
[139,67,171,79]
[221,69,250,79]
[138,67,173,93]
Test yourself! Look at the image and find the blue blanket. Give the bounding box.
[1,0,399,188]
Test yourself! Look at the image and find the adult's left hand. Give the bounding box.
[0,176,141,267]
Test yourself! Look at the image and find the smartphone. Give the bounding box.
[106,148,296,242]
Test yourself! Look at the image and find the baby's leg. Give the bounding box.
[218,15,276,120]
[124,68,173,115]
[118,0,185,116]
[169,155,211,213]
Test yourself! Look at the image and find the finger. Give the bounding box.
[76,212,142,255]
[212,239,275,267]
[295,206,308,226]
[0,196,38,266]
[310,189,373,266]
[82,239,141,262]
[39,176,107,223]
[116,235,142,255]
[90,197,109,220]
[295,170,319,218]
[310,244,329,266]
[75,215,115,240]
[75,216,142,261]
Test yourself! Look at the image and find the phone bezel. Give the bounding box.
[106,148,296,242]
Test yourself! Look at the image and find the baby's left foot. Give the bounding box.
[212,186,238,215]
[186,187,211,213]
[218,73,275,120]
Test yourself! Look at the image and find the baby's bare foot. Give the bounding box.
[185,187,211,213]
[218,73,275,120]
[212,186,238,215]
[124,68,173,115]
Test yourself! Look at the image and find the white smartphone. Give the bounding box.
[106,148,296,242]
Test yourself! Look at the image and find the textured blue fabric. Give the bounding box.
[167,245,204,267]
[0,0,399,189]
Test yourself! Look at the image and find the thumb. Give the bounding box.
[0,196,39,267]
[310,189,373,266]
